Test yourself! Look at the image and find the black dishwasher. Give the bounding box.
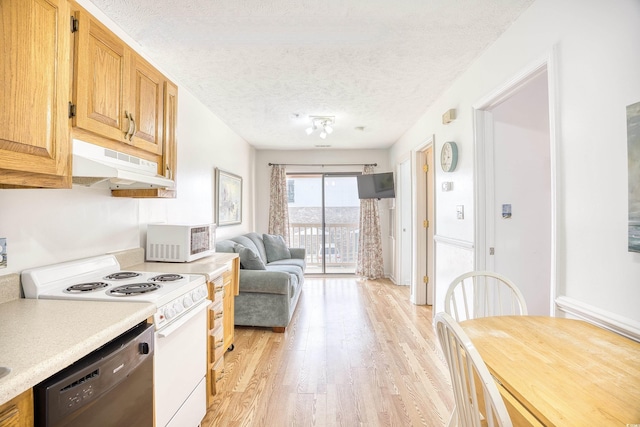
[34,321,154,427]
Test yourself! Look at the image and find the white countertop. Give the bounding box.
[128,252,237,281]
[0,299,155,406]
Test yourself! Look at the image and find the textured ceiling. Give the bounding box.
[87,0,534,150]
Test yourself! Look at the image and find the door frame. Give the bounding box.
[396,154,412,288]
[472,49,560,315]
[411,135,435,305]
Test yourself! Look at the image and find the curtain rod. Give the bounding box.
[268,162,377,167]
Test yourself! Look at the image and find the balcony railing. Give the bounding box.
[288,222,359,273]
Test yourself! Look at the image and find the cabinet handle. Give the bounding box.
[124,111,134,139]
[166,165,172,180]
[129,114,136,141]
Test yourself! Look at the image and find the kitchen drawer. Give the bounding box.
[208,277,224,305]
[208,302,224,330]
[223,269,233,286]
[209,325,225,362]
[210,357,225,396]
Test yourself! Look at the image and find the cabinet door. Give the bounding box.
[0,0,71,188]
[163,81,178,180]
[129,54,164,155]
[74,9,129,143]
[0,389,34,427]
[222,258,239,351]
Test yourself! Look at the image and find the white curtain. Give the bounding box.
[268,164,290,244]
[356,165,384,279]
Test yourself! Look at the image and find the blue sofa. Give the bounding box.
[215,233,305,332]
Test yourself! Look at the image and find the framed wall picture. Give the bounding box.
[627,101,640,252]
[215,168,242,226]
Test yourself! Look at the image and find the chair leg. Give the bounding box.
[272,326,285,333]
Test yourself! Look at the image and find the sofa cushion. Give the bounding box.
[232,234,267,263]
[236,246,266,270]
[263,234,291,262]
[266,264,304,286]
[267,258,306,271]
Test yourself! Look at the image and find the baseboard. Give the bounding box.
[555,296,640,342]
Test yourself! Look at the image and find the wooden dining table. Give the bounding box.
[460,316,640,427]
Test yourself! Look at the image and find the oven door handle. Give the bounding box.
[157,299,211,338]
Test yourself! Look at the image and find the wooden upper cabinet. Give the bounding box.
[163,81,178,182]
[72,8,164,157]
[111,79,176,198]
[73,9,129,144]
[129,54,164,156]
[0,0,72,188]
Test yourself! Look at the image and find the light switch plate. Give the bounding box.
[456,205,464,220]
[0,238,6,269]
[502,204,512,219]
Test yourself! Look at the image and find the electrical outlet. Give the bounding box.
[0,238,6,269]
[456,205,464,220]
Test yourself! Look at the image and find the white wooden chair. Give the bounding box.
[442,271,526,425]
[435,312,513,427]
[444,271,528,322]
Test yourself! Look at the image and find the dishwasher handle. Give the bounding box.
[157,299,211,338]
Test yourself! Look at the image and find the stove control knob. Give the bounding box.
[195,286,207,300]
[173,301,185,314]
[165,306,176,320]
[183,294,194,308]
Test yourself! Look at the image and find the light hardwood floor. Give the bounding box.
[203,277,454,426]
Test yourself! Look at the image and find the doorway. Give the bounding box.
[474,58,557,315]
[287,173,360,274]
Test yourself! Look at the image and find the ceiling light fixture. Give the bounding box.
[305,123,316,135]
[306,116,335,138]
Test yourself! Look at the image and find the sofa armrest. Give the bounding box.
[239,270,291,295]
[289,247,305,260]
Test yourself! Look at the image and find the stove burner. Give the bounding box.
[107,283,161,296]
[104,272,141,280]
[149,274,184,282]
[66,282,109,293]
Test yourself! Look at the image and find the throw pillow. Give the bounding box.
[262,233,291,262]
[236,246,266,270]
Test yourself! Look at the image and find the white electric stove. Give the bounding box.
[21,254,210,427]
[21,254,208,330]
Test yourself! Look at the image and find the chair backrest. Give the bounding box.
[435,312,513,427]
[444,271,528,321]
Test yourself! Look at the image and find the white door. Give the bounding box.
[481,70,553,315]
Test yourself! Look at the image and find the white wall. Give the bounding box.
[255,149,393,275]
[0,0,255,274]
[391,0,640,324]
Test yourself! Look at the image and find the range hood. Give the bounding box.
[72,139,175,189]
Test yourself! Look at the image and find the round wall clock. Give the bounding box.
[440,141,458,172]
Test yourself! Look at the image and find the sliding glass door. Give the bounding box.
[287,173,360,274]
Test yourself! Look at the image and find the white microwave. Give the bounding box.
[146,223,216,262]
